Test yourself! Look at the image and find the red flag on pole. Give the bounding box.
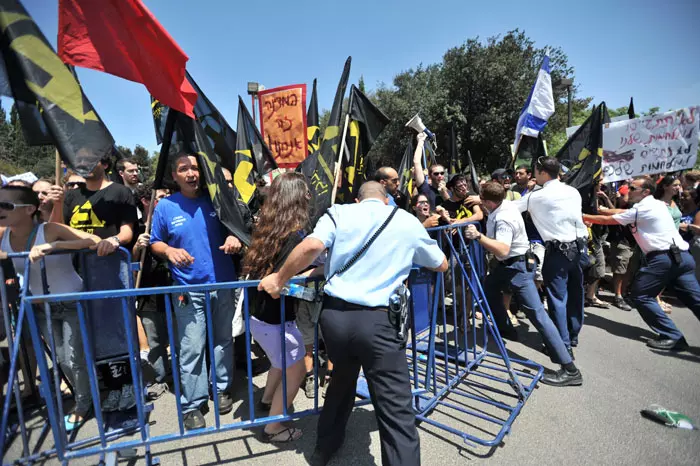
[57,0,197,118]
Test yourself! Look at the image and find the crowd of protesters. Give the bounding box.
[1,138,700,453]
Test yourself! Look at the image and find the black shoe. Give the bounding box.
[647,337,689,351]
[540,368,583,387]
[183,409,206,430]
[218,392,233,415]
[567,347,575,361]
[499,327,519,341]
[570,337,579,347]
[613,296,633,311]
[309,449,334,466]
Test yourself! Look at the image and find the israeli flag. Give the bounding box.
[514,53,555,153]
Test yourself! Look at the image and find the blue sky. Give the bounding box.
[12,0,700,156]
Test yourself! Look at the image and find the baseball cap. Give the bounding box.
[491,168,512,180]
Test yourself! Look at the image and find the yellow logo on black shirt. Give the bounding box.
[69,200,105,234]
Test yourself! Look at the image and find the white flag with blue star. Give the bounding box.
[514,53,555,153]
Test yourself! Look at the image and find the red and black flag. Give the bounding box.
[307,78,320,156]
[235,96,276,204]
[336,85,390,203]
[0,0,114,176]
[299,57,351,223]
[58,0,197,117]
[557,102,608,212]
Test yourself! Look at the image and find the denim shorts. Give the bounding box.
[249,317,305,369]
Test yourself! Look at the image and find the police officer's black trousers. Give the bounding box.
[316,307,421,466]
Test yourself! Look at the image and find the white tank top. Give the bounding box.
[1,223,84,295]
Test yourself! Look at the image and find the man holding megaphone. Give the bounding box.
[413,132,450,210]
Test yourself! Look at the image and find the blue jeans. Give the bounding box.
[484,260,572,365]
[542,248,584,347]
[630,251,700,340]
[172,289,234,413]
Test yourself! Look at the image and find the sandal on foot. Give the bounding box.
[64,414,86,432]
[262,426,302,443]
[585,298,609,309]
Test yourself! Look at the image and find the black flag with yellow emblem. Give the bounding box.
[152,108,250,245]
[336,85,389,203]
[397,139,414,209]
[0,0,113,176]
[557,102,608,212]
[235,96,276,204]
[307,78,320,156]
[299,57,351,223]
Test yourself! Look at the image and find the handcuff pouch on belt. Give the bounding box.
[546,238,587,262]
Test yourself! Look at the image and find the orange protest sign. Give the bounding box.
[258,84,307,168]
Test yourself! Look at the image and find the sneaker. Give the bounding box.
[321,376,331,399]
[146,382,169,401]
[183,409,206,430]
[118,384,137,411]
[303,373,316,399]
[102,389,121,412]
[613,296,632,311]
[218,391,233,415]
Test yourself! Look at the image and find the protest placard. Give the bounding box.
[601,106,699,182]
[258,84,307,168]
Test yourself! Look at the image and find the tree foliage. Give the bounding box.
[367,30,590,174]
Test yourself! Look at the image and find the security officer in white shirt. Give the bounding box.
[259,181,448,466]
[465,182,582,386]
[584,176,700,351]
[512,157,588,351]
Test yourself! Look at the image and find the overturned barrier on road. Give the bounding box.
[2,223,542,465]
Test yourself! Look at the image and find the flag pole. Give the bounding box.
[54,149,62,186]
[330,112,351,205]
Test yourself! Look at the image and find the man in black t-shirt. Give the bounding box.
[62,154,139,412]
[441,174,484,224]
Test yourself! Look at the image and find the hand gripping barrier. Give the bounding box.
[2,222,543,464]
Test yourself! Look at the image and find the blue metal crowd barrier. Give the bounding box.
[1,222,543,465]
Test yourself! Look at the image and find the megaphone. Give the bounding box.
[405,113,436,147]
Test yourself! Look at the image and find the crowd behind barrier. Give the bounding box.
[1,221,542,465]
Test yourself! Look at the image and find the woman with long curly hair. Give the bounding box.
[243,172,312,443]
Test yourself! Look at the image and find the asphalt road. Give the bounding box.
[5,291,700,465]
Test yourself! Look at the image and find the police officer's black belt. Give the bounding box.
[646,249,672,260]
[545,240,577,251]
[501,255,526,266]
[323,296,387,312]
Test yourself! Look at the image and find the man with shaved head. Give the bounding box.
[374,167,404,207]
[260,180,447,465]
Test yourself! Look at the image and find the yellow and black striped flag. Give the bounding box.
[0,0,114,176]
[336,84,389,203]
[397,140,414,209]
[299,56,351,223]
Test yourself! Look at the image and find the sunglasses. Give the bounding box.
[416,200,429,205]
[66,181,86,189]
[431,171,445,176]
[628,186,642,192]
[0,202,34,211]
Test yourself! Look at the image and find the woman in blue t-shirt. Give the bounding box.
[242,173,313,443]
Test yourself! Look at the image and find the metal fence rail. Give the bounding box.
[2,223,542,465]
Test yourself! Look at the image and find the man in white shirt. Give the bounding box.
[584,176,700,351]
[465,182,582,386]
[511,157,588,352]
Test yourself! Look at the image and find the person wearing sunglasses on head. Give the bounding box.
[584,176,700,352]
[0,185,101,431]
[413,133,450,210]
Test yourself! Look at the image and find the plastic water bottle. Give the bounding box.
[280,283,317,302]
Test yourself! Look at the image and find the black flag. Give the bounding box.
[336,85,390,203]
[0,0,114,176]
[466,149,480,195]
[235,96,277,204]
[628,97,635,120]
[397,140,414,209]
[557,102,607,212]
[299,57,351,223]
[307,78,320,156]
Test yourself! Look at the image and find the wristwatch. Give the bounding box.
[110,236,121,247]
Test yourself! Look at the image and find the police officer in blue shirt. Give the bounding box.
[259,181,448,466]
